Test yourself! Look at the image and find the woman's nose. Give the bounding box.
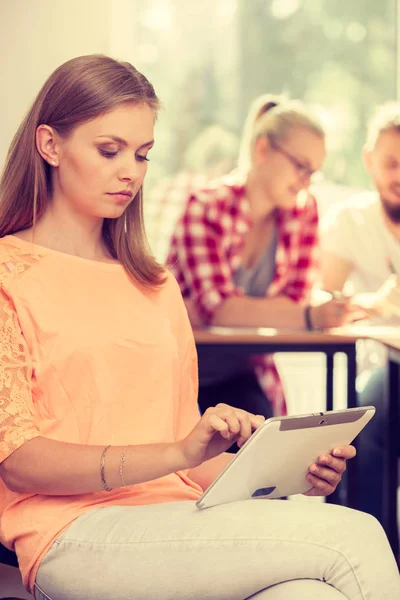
[119,159,141,182]
[299,174,312,190]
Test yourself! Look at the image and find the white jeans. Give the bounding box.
[34,499,400,600]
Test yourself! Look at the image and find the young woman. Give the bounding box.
[0,55,398,600]
[168,95,365,420]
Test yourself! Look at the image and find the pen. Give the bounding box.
[320,288,346,301]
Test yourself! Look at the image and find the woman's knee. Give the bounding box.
[341,507,390,551]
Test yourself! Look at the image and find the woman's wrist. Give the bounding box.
[174,438,200,471]
[104,442,189,491]
[166,441,191,472]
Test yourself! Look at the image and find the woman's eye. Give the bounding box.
[136,154,150,162]
[99,149,118,159]
[384,159,399,169]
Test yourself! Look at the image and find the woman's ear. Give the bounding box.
[253,135,270,164]
[36,125,59,167]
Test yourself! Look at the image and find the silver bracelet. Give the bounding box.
[119,445,130,487]
[100,445,113,492]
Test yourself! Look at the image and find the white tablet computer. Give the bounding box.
[196,406,375,509]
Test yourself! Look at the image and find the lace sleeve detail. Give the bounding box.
[0,246,40,462]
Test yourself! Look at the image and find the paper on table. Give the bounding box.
[352,275,400,319]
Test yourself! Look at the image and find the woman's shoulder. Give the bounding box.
[0,235,44,286]
[185,171,248,230]
[161,270,184,299]
[190,170,244,204]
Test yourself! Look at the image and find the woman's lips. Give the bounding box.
[108,192,132,203]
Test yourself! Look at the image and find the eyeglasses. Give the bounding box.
[269,138,317,182]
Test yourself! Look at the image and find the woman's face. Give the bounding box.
[49,102,155,220]
[253,126,326,209]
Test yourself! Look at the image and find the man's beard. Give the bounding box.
[380,194,400,224]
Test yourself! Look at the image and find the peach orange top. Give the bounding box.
[0,235,202,592]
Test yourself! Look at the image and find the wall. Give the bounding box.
[0,0,112,169]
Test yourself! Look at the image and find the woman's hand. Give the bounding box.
[310,299,367,329]
[304,445,356,497]
[178,404,265,469]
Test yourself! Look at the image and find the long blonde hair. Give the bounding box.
[238,93,324,172]
[0,54,165,287]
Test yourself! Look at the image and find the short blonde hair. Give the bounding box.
[238,94,324,172]
[366,102,400,150]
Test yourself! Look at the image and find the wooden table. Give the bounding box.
[194,323,400,413]
[194,326,362,412]
[194,325,400,553]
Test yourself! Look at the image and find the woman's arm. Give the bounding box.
[210,295,363,330]
[211,295,305,328]
[188,452,233,490]
[0,436,186,495]
[1,408,266,496]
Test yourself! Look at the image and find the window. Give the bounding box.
[127,0,397,192]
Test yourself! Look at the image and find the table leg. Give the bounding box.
[345,346,358,509]
[326,351,339,505]
[346,346,357,409]
[326,353,334,412]
[326,346,357,508]
[383,357,399,556]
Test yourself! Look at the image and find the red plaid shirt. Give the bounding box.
[147,171,210,262]
[168,171,320,415]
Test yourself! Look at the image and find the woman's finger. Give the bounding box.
[235,411,253,447]
[248,413,266,430]
[331,445,356,460]
[309,463,341,487]
[215,406,265,432]
[305,473,335,496]
[221,411,242,438]
[208,406,241,439]
[207,413,229,432]
[316,453,347,475]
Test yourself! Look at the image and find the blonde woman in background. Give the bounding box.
[0,59,396,600]
[168,95,365,424]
